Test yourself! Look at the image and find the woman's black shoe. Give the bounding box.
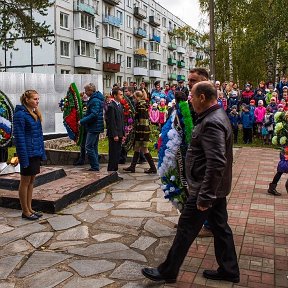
[33,211,43,217]
[22,213,39,220]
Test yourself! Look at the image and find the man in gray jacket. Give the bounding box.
[142,81,240,284]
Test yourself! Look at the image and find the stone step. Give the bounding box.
[0,167,119,213]
[0,167,67,190]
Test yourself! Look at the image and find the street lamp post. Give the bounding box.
[209,0,216,82]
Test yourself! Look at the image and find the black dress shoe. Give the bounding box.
[73,160,84,166]
[203,270,240,283]
[33,211,43,217]
[22,213,39,220]
[141,267,176,283]
[88,168,99,172]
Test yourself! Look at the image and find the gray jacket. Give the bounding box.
[185,105,233,208]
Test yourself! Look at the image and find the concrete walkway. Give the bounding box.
[0,147,287,288]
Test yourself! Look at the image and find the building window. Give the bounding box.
[163,33,166,43]
[80,13,95,31]
[127,56,132,68]
[162,17,166,28]
[143,5,147,12]
[95,0,100,15]
[117,76,122,86]
[60,12,69,29]
[134,0,140,7]
[105,77,111,88]
[127,36,132,48]
[163,65,167,74]
[150,41,160,53]
[119,32,123,46]
[127,0,132,8]
[150,60,161,70]
[95,25,99,38]
[163,49,167,59]
[144,42,147,50]
[75,40,95,57]
[103,24,119,39]
[60,41,70,57]
[126,15,132,28]
[150,9,154,16]
[61,69,70,74]
[116,54,122,64]
[95,49,99,62]
[127,77,132,84]
[136,39,141,49]
[116,10,123,24]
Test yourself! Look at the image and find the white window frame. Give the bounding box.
[60,12,69,29]
[60,40,70,57]
[127,56,132,68]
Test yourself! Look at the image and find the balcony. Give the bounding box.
[74,1,95,15]
[103,62,121,73]
[74,28,96,43]
[103,15,121,27]
[149,70,161,78]
[134,27,147,38]
[168,43,177,50]
[189,38,197,46]
[150,34,160,43]
[149,16,161,27]
[75,56,96,70]
[177,75,185,82]
[149,51,161,61]
[134,48,148,57]
[103,0,121,5]
[177,46,186,54]
[103,37,120,50]
[134,67,148,76]
[168,57,177,66]
[177,60,185,68]
[134,7,147,19]
[168,73,177,81]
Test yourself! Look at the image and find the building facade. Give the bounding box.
[0,0,206,93]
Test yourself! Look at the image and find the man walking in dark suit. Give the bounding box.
[106,88,125,172]
[142,81,240,284]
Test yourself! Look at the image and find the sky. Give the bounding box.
[155,0,208,32]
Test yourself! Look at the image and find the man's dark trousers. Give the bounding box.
[158,195,239,279]
[108,137,122,171]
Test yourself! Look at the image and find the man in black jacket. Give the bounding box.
[142,81,240,284]
[106,88,125,172]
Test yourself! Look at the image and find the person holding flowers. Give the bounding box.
[268,111,288,196]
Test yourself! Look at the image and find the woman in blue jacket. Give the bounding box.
[13,90,46,220]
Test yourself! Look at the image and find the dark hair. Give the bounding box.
[194,82,217,100]
[112,88,122,97]
[175,91,187,103]
[154,80,160,87]
[189,68,209,80]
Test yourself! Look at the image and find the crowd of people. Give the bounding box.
[8,68,288,285]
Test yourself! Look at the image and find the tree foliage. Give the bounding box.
[199,0,288,86]
[0,0,54,50]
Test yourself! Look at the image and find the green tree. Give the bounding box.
[0,0,54,50]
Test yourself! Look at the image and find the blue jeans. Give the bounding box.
[85,132,100,170]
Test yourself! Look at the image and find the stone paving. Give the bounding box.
[0,147,287,288]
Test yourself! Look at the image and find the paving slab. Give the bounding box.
[97,223,139,236]
[144,219,175,237]
[111,209,164,218]
[116,202,151,209]
[110,261,146,280]
[111,191,154,202]
[130,236,157,251]
[0,255,23,279]
[56,225,89,241]
[96,249,147,262]
[92,233,123,242]
[68,260,116,276]
[0,225,14,234]
[106,217,144,228]
[25,232,54,248]
[77,209,108,223]
[22,269,73,288]
[47,215,80,231]
[62,277,114,288]
[87,193,106,203]
[49,241,87,250]
[0,240,32,257]
[61,203,88,215]
[0,283,15,288]
[16,251,71,278]
[89,203,114,210]
[131,183,160,191]
[0,223,45,246]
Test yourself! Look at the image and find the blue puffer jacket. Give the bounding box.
[13,105,46,168]
[80,91,104,133]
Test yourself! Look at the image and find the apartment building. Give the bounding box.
[0,0,206,93]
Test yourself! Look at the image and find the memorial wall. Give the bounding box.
[0,72,103,134]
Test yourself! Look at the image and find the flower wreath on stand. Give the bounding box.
[59,83,84,146]
[158,101,193,212]
[121,95,135,153]
[0,90,14,148]
[272,111,288,171]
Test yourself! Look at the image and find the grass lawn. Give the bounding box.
[7,126,278,162]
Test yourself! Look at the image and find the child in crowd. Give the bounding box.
[249,100,256,136]
[241,105,254,144]
[254,100,266,139]
[268,97,278,114]
[149,103,160,125]
[262,106,274,145]
[217,91,227,111]
[278,103,284,112]
[254,89,266,107]
[228,105,240,143]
